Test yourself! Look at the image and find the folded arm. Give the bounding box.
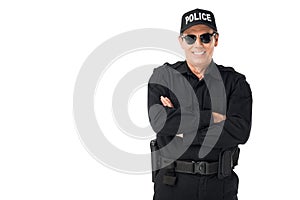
[183,76,252,148]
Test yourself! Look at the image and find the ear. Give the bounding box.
[178,36,184,49]
[214,33,219,47]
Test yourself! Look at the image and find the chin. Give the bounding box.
[191,59,206,66]
[193,57,211,66]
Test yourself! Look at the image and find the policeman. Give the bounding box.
[148,8,252,200]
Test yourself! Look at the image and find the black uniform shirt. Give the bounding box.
[148,60,252,161]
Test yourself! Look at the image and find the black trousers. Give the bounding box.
[153,169,239,200]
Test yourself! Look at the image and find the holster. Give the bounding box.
[150,139,160,182]
[218,146,240,179]
[150,139,177,185]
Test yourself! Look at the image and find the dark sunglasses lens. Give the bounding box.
[184,35,197,45]
[200,33,212,44]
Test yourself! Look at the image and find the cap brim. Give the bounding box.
[181,22,217,33]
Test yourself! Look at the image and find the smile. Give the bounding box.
[192,51,205,55]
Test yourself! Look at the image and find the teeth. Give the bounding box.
[193,51,205,55]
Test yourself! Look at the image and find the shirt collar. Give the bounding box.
[176,60,222,81]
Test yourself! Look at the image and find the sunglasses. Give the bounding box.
[181,32,217,45]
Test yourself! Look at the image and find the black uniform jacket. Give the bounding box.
[148,60,252,161]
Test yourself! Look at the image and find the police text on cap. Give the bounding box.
[185,12,212,25]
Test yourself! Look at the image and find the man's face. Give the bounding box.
[178,24,218,68]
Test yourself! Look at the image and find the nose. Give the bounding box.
[194,36,204,47]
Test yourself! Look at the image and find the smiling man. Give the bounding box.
[148,8,252,200]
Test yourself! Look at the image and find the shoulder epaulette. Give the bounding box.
[216,64,235,72]
[163,61,184,69]
[216,64,246,80]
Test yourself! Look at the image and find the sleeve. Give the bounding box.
[148,67,212,137]
[183,75,252,148]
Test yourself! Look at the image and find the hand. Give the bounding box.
[160,96,174,108]
[212,112,226,123]
[160,96,182,137]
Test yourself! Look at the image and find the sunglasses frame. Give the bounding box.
[181,32,218,45]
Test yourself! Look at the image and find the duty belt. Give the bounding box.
[160,146,239,176]
[150,139,240,185]
[161,157,219,175]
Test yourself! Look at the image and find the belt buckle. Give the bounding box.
[193,161,208,175]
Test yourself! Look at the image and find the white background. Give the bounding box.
[1,0,300,199]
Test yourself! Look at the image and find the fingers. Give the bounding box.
[160,96,171,107]
[160,96,174,108]
[212,112,226,123]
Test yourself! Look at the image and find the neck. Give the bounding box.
[186,59,212,76]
